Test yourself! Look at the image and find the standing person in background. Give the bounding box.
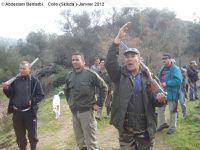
[2,61,44,150]
[96,58,113,120]
[64,52,108,150]
[187,61,199,100]
[182,65,189,99]
[90,57,100,73]
[106,22,166,150]
[157,54,182,134]
[179,66,188,117]
[171,59,187,118]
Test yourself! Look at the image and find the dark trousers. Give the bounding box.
[119,130,154,150]
[12,110,38,150]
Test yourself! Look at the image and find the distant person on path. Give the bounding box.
[187,61,199,100]
[105,22,166,150]
[2,61,44,150]
[157,54,182,134]
[64,52,107,150]
[97,58,113,120]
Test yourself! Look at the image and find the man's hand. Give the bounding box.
[92,104,99,111]
[1,82,9,89]
[160,82,167,88]
[156,92,166,103]
[114,22,131,44]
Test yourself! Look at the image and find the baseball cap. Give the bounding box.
[123,48,140,55]
[162,53,172,59]
[190,61,197,66]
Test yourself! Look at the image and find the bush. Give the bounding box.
[41,67,70,94]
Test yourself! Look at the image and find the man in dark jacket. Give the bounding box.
[64,52,108,150]
[97,58,113,119]
[2,61,44,150]
[187,61,199,100]
[105,22,166,150]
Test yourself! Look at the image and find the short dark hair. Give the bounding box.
[20,61,30,68]
[72,52,85,60]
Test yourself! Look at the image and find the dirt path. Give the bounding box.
[97,125,119,150]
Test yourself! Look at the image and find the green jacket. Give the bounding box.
[105,43,162,140]
[98,70,113,92]
[64,68,108,113]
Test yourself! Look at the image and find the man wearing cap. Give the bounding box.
[157,54,182,134]
[187,61,199,100]
[105,22,166,150]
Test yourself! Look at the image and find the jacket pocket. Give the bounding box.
[80,81,92,96]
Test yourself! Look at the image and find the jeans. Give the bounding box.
[189,82,198,99]
[179,89,187,117]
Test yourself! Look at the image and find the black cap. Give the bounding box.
[162,53,171,59]
[123,48,140,55]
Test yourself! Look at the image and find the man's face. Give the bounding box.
[162,58,171,67]
[95,58,100,65]
[99,61,105,70]
[72,55,85,70]
[19,64,30,76]
[191,63,197,69]
[124,53,140,73]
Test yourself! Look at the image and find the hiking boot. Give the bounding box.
[157,123,169,132]
[166,129,175,135]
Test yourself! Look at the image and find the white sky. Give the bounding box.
[0,0,200,39]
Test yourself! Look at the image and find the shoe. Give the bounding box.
[166,129,175,135]
[157,123,169,132]
[195,97,199,100]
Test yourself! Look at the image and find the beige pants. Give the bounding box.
[72,110,99,150]
[157,101,178,130]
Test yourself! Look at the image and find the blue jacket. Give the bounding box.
[158,63,182,101]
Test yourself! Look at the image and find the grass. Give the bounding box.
[162,95,200,150]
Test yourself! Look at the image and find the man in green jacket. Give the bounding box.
[105,22,166,150]
[64,52,108,150]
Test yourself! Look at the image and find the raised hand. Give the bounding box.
[114,22,131,44]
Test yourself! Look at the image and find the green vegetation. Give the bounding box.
[164,100,200,150]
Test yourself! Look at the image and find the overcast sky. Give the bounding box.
[0,0,199,39]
